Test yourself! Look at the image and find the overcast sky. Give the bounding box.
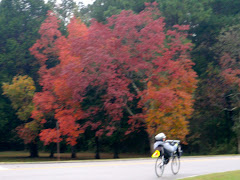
[1,0,95,6]
[57,0,95,6]
[77,0,94,6]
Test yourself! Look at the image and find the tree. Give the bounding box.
[79,0,240,76]
[30,12,87,158]
[2,75,40,157]
[187,64,236,154]
[186,1,240,154]
[210,23,240,154]
[47,0,78,25]
[156,0,212,27]
[65,3,198,152]
[0,0,49,82]
[0,0,49,151]
[219,54,240,154]
[215,24,240,61]
[78,0,154,23]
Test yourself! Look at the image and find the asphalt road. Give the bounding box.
[0,155,240,180]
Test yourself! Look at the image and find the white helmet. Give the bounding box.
[155,133,166,141]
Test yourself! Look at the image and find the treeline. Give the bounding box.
[0,0,239,158]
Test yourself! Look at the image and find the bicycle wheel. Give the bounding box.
[155,156,165,177]
[171,156,180,175]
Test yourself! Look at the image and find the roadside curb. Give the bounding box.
[0,157,152,165]
[1,154,240,165]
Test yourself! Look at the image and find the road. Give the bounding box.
[0,155,240,180]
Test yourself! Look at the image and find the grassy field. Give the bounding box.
[182,170,240,180]
[0,151,149,162]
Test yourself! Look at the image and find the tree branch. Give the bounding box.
[125,105,135,116]
[131,81,141,95]
[224,107,238,111]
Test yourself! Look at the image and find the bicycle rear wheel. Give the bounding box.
[171,156,180,175]
[155,156,164,177]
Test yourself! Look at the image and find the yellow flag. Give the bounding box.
[152,150,160,158]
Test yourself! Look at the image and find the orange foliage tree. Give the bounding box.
[30,11,87,157]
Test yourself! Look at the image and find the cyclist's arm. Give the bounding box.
[153,141,164,149]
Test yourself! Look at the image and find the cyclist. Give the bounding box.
[153,132,179,164]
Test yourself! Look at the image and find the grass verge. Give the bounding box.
[0,151,149,163]
[182,170,240,180]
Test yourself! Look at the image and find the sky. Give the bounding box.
[76,0,94,6]
[57,0,95,6]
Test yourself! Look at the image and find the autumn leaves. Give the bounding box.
[4,4,198,149]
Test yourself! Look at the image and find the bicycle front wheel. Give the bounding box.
[155,156,164,177]
[171,156,180,175]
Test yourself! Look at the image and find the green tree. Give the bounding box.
[0,0,49,81]
[188,65,236,154]
[0,0,49,152]
[214,24,240,153]
[78,0,154,23]
[0,97,19,151]
[215,24,240,60]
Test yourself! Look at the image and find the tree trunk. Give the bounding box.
[238,135,240,154]
[149,135,155,154]
[49,151,54,158]
[29,142,39,158]
[95,137,100,159]
[113,142,119,159]
[49,143,55,158]
[71,146,76,158]
[225,93,234,139]
[49,144,54,158]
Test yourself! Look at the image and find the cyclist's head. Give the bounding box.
[155,132,166,141]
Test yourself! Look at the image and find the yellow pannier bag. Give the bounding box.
[151,150,160,158]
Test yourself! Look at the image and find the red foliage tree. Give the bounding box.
[30,3,197,154]
[63,3,197,151]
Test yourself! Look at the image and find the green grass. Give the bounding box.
[0,151,149,163]
[182,170,240,180]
